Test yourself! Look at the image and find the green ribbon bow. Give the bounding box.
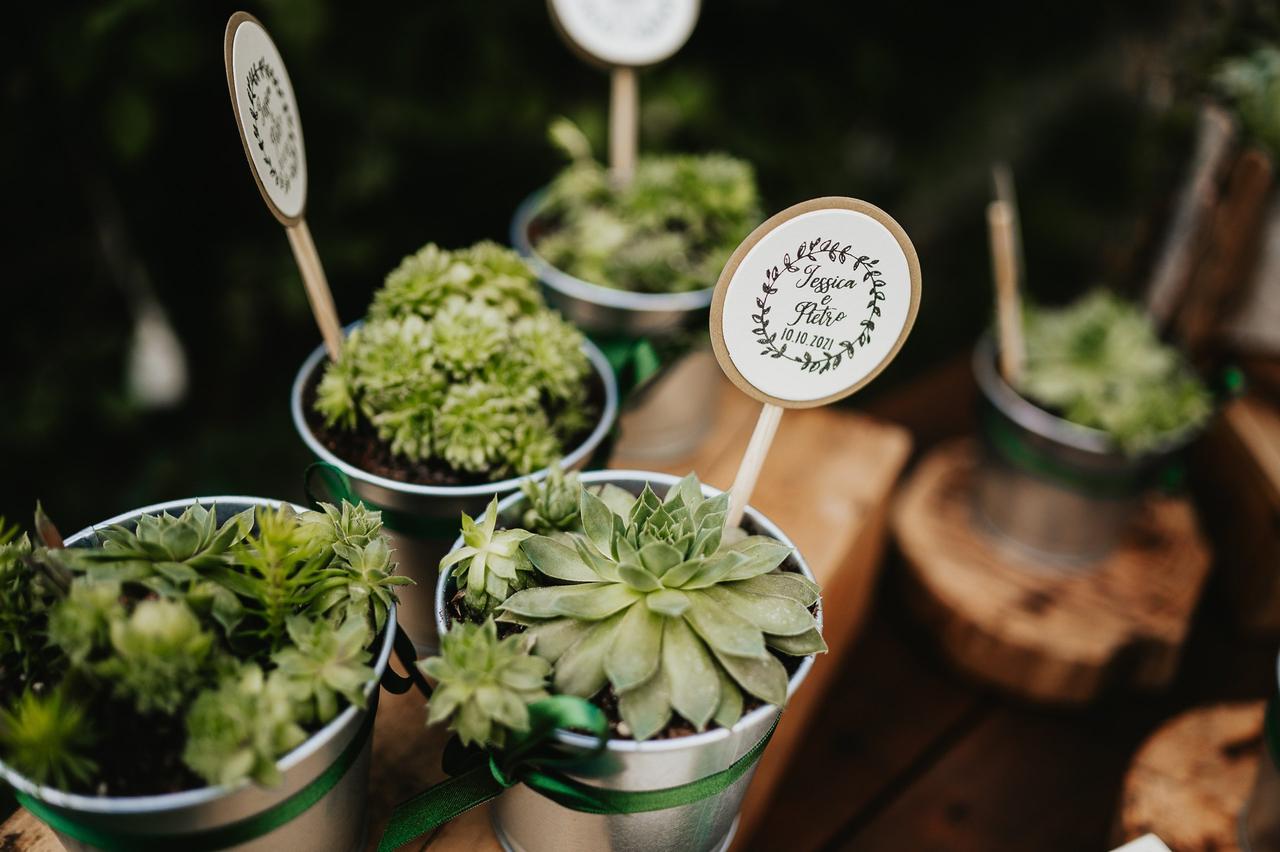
[377,696,777,852]
[594,334,665,401]
[13,702,376,852]
[304,461,463,539]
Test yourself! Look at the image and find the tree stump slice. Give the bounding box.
[1117,701,1264,852]
[893,438,1212,705]
[0,380,911,852]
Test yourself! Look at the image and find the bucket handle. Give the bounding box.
[380,624,433,699]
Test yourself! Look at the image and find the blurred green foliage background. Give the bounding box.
[2,0,1276,529]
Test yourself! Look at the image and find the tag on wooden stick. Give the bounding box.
[224,11,342,360]
[711,197,922,525]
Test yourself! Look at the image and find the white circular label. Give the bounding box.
[549,0,699,67]
[712,200,921,408]
[230,18,306,220]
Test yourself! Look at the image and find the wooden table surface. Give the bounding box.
[6,358,1276,852]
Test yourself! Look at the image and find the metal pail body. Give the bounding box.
[435,471,821,852]
[0,497,397,852]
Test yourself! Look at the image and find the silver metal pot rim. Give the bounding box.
[511,189,716,314]
[290,321,619,498]
[972,334,1200,458]
[0,495,397,814]
[435,469,821,756]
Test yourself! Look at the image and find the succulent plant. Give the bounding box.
[183,661,308,787]
[1216,46,1280,158]
[1018,291,1213,453]
[47,580,123,665]
[96,599,214,716]
[0,689,97,789]
[533,118,762,295]
[520,466,583,534]
[314,241,596,480]
[271,615,374,724]
[299,502,411,635]
[440,498,534,618]
[0,520,56,682]
[497,474,825,741]
[418,618,550,748]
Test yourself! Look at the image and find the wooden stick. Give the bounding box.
[285,219,343,360]
[609,66,638,189]
[726,404,784,528]
[987,201,1024,385]
[991,162,1025,292]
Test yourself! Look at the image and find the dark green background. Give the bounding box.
[2,0,1274,530]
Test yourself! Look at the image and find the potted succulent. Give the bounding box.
[512,120,762,459]
[292,241,618,654]
[974,290,1214,561]
[405,469,824,852]
[0,496,404,851]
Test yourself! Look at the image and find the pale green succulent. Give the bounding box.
[418,618,550,748]
[314,242,595,480]
[96,599,214,715]
[440,499,534,618]
[499,474,825,740]
[299,502,411,635]
[0,689,97,789]
[534,118,762,294]
[1018,291,1213,453]
[47,580,124,665]
[0,521,57,681]
[1216,46,1280,157]
[183,661,308,787]
[520,466,583,534]
[271,615,374,725]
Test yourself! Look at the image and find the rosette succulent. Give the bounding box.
[418,618,550,748]
[1018,291,1213,453]
[314,241,596,480]
[440,499,534,618]
[0,501,403,794]
[532,118,762,294]
[435,473,825,745]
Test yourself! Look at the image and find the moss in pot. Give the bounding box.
[412,470,824,852]
[0,499,405,851]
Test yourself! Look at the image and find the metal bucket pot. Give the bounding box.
[0,496,397,852]
[512,190,720,461]
[1242,655,1280,851]
[292,328,618,656]
[972,336,1197,564]
[435,470,821,852]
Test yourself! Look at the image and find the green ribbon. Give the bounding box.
[592,334,666,401]
[305,461,462,539]
[377,696,777,852]
[14,702,376,852]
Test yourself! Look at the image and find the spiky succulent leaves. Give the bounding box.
[503,474,825,740]
[535,118,762,295]
[440,499,534,618]
[94,599,214,716]
[520,466,583,534]
[314,241,595,481]
[0,521,58,682]
[47,580,124,665]
[183,662,308,787]
[0,689,97,789]
[418,619,550,749]
[299,502,410,635]
[272,616,374,724]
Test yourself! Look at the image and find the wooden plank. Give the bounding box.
[1117,702,1263,852]
[894,439,1212,704]
[2,379,911,852]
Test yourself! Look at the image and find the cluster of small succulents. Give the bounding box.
[0,501,407,792]
[425,473,824,746]
[531,119,762,294]
[1017,290,1213,453]
[315,241,596,479]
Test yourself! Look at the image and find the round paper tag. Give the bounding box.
[548,0,700,68]
[710,197,921,409]
[224,13,307,224]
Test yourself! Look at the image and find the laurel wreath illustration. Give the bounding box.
[245,58,300,194]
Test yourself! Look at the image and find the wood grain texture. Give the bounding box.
[2,380,910,852]
[894,438,1212,704]
[1117,701,1263,852]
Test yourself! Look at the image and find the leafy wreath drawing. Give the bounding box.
[750,236,888,374]
[245,58,300,194]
